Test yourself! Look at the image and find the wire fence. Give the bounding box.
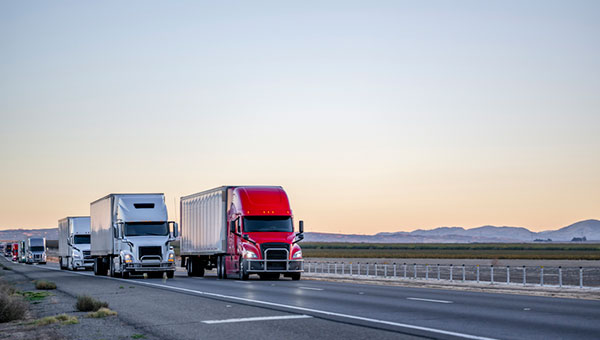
[303,261,600,288]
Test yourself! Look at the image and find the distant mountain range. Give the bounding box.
[303,219,600,243]
[1,219,599,243]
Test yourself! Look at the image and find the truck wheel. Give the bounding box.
[94,258,101,275]
[68,258,74,271]
[59,257,64,270]
[290,273,301,281]
[238,260,249,281]
[167,271,174,279]
[216,256,223,279]
[187,258,194,276]
[122,271,130,279]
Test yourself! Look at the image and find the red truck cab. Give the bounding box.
[224,186,304,280]
[12,243,18,261]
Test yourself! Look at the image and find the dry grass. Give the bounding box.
[35,280,57,290]
[0,281,27,323]
[75,295,108,312]
[87,307,117,318]
[34,314,78,326]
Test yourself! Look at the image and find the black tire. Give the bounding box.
[239,260,249,281]
[167,271,174,279]
[122,271,130,279]
[290,273,301,281]
[109,259,115,277]
[186,258,194,277]
[94,258,100,275]
[59,257,64,270]
[216,256,223,279]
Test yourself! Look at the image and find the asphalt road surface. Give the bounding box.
[5,259,600,340]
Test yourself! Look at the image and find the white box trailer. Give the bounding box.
[180,187,229,256]
[90,193,178,278]
[58,216,92,270]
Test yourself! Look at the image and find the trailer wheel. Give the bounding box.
[166,271,174,279]
[93,258,101,275]
[290,273,301,281]
[216,256,223,279]
[122,271,130,279]
[59,257,64,270]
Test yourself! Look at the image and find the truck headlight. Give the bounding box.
[243,250,258,259]
[292,250,303,259]
[73,253,81,259]
[168,253,175,262]
[124,253,133,263]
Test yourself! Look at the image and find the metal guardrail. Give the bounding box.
[304,261,600,288]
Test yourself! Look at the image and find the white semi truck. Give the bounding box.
[25,237,47,264]
[90,193,178,279]
[58,216,93,270]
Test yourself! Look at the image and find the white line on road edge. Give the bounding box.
[407,297,453,304]
[235,281,251,284]
[203,315,312,324]
[36,264,497,340]
[299,287,324,291]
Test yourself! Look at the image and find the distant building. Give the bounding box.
[571,236,587,242]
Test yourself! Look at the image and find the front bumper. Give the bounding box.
[74,259,94,268]
[245,259,304,272]
[124,262,175,272]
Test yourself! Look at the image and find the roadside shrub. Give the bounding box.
[75,295,108,312]
[35,280,57,290]
[0,293,27,322]
[87,307,117,318]
[34,314,78,326]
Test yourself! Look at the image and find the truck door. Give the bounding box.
[226,218,240,273]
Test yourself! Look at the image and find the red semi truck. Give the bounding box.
[180,186,304,280]
[12,243,18,261]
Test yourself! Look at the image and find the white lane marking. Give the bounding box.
[299,286,323,291]
[235,281,251,284]
[407,297,453,304]
[523,308,531,311]
[202,315,312,324]
[30,263,498,340]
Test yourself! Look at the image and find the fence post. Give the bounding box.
[580,267,583,288]
[476,265,480,283]
[450,264,453,282]
[462,264,465,282]
[558,266,562,288]
[437,264,440,280]
[491,265,494,284]
[425,264,429,280]
[523,266,526,286]
[394,263,397,278]
[506,266,510,284]
[540,266,544,286]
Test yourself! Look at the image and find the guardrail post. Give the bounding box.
[308,262,311,273]
[404,263,407,279]
[357,262,360,276]
[425,264,429,280]
[523,266,526,286]
[580,267,583,288]
[384,264,387,277]
[462,264,465,282]
[506,266,510,284]
[558,266,562,287]
[374,263,378,277]
[450,264,453,282]
[491,265,494,284]
[334,262,337,275]
[366,263,369,276]
[328,262,331,274]
[414,263,417,279]
[350,263,353,276]
[393,263,397,278]
[437,264,440,280]
[540,266,544,286]
[476,265,480,283]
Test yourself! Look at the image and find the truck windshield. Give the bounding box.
[124,222,168,236]
[73,235,90,244]
[30,246,44,252]
[243,216,293,232]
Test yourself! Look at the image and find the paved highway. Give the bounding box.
[7,259,600,340]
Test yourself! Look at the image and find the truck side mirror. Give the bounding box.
[243,234,249,241]
[299,220,304,234]
[170,222,179,238]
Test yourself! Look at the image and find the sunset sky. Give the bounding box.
[1,1,599,234]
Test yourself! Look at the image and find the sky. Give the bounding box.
[1,1,599,234]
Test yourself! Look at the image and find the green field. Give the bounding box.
[302,242,600,260]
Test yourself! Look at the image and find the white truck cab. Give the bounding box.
[59,217,93,270]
